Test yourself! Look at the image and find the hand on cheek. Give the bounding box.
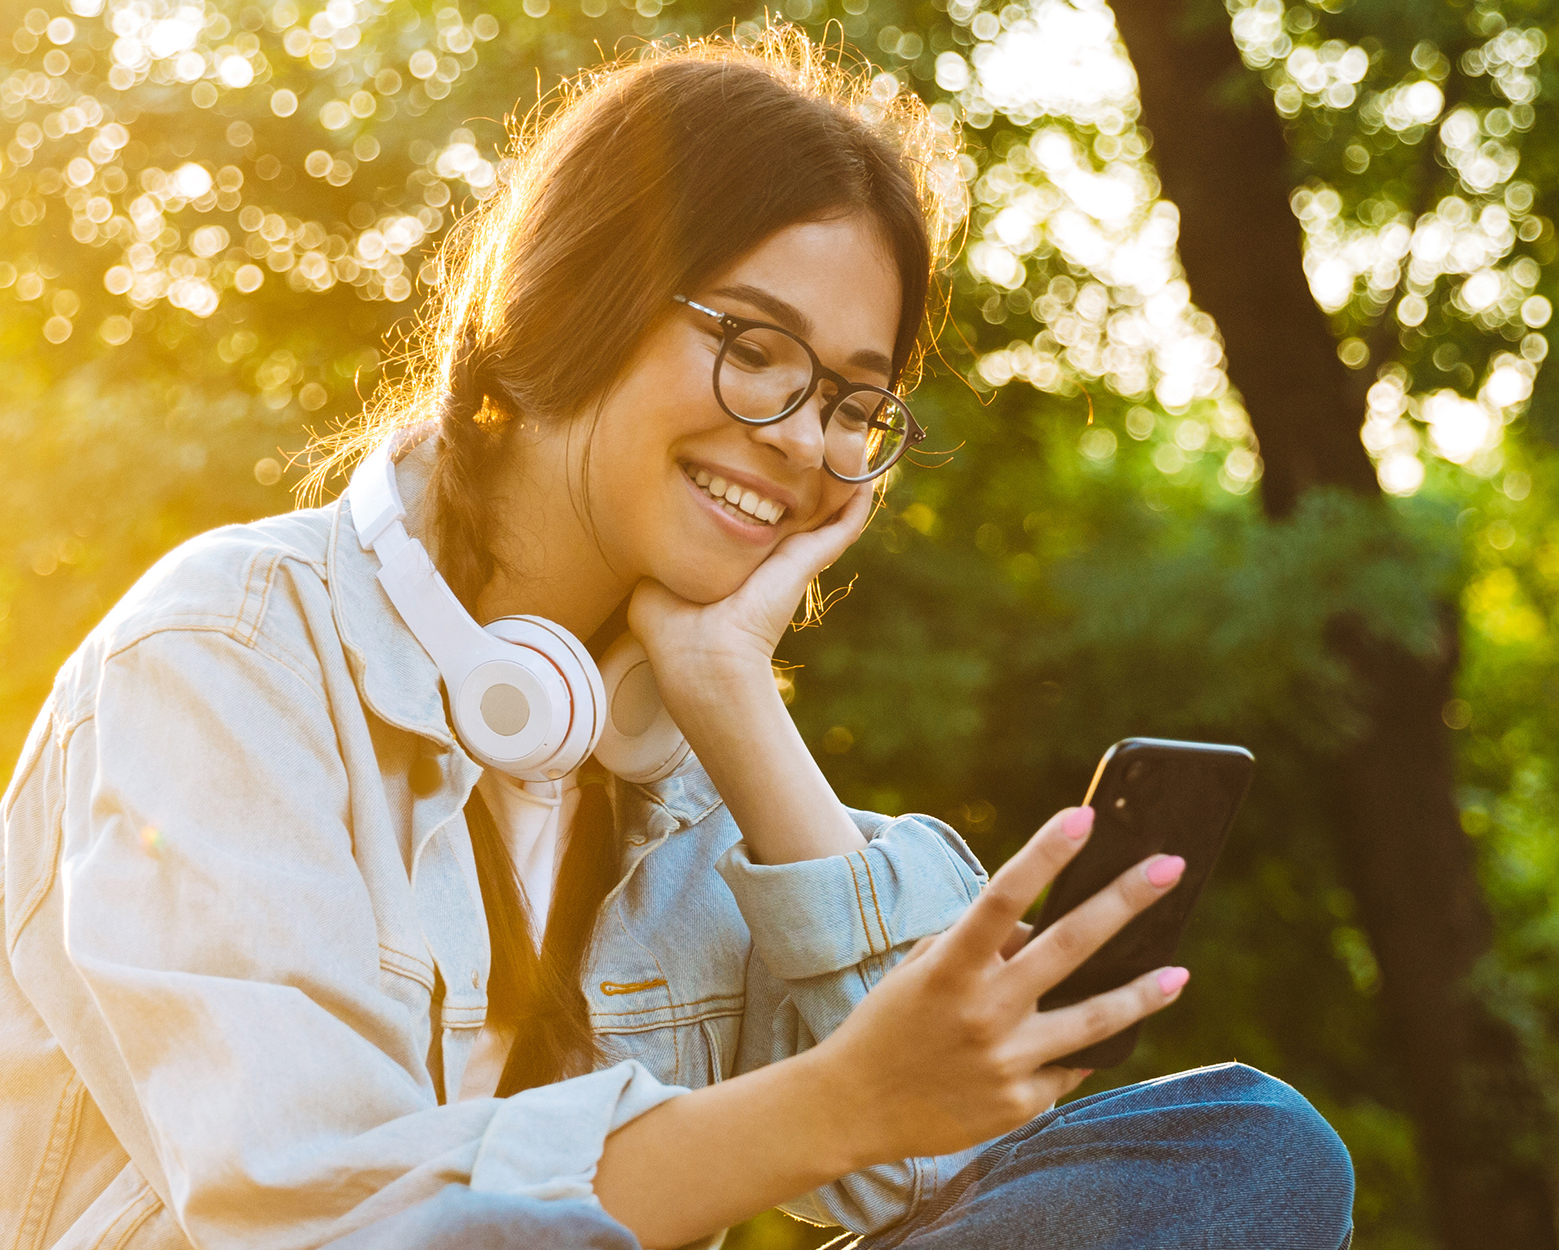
[629,482,874,703]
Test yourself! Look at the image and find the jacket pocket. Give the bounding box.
[595,1014,742,1090]
[589,980,744,1090]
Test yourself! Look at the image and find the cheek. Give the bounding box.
[580,407,709,571]
[600,373,715,479]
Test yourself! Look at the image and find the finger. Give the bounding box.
[1016,1064,1092,1122]
[1014,965,1189,1065]
[763,484,872,583]
[1000,921,1035,961]
[825,480,876,550]
[899,933,939,967]
[1038,1065,1093,1101]
[1007,852,1186,998]
[726,489,873,637]
[931,807,1094,971]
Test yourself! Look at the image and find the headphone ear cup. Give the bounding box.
[452,656,566,775]
[594,634,691,785]
[479,616,606,780]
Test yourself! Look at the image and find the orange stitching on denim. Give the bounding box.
[591,990,741,1017]
[14,1073,85,1250]
[609,901,679,1071]
[599,978,668,996]
[593,1005,744,1035]
[861,850,890,953]
[700,1018,724,1083]
[844,853,878,959]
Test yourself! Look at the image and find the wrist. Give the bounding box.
[786,1043,882,1177]
[657,653,782,734]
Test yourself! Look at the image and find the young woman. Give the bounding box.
[0,32,1354,1250]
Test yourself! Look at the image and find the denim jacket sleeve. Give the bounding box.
[715,811,991,1234]
[3,623,684,1250]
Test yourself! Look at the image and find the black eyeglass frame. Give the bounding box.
[673,294,926,484]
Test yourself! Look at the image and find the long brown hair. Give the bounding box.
[309,28,964,1096]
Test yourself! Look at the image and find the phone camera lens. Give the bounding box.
[1125,760,1148,784]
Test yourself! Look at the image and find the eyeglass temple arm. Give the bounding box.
[672,294,728,325]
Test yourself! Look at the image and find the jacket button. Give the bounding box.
[470,971,480,988]
[409,756,441,797]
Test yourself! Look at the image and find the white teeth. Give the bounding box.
[684,465,787,526]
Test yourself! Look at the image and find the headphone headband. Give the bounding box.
[347,438,602,780]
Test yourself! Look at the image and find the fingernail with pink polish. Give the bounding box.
[1062,807,1094,840]
[1145,855,1185,888]
[1157,966,1190,996]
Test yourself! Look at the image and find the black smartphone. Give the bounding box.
[1029,737,1255,1069]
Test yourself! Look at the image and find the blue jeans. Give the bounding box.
[327,1064,1353,1249]
[855,1063,1354,1250]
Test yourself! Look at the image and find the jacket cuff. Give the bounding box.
[470,1060,686,1202]
[715,814,986,982]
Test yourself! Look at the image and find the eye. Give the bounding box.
[832,393,874,430]
[725,337,770,370]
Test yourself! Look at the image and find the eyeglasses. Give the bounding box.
[673,295,925,484]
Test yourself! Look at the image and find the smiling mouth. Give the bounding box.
[681,463,788,526]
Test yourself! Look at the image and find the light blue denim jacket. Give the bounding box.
[0,439,989,1250]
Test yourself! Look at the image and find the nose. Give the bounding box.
[749,389,827,472]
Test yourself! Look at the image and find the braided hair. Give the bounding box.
[428,334,507,616]
[467,766,619,1096]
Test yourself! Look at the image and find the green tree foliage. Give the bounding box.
[4,0,1558,1244]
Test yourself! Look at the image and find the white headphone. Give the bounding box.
[347,436,690,785]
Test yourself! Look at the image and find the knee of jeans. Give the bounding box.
[1208,1065,1355,1227]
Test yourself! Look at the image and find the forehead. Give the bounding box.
[705,216,901,360]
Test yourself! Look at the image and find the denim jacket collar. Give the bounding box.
[323,433,724,833]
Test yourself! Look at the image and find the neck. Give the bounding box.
[471,426,634,649]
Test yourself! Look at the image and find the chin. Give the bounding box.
[654,557,758,605]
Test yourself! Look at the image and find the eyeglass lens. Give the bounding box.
[715,324,911,480]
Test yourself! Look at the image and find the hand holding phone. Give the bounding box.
[803,802,1204,1168]
[1028,737,1254,1069]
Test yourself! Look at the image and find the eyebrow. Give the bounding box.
[709,282,896,382]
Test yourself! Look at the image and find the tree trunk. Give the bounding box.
[1105,2,1556,1245]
